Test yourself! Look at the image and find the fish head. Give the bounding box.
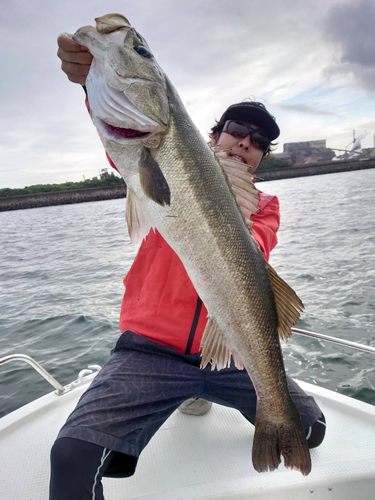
[73,14,169,148]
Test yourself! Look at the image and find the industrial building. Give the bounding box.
[273,140,335,165]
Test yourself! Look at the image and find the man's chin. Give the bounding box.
[247,165,258,174]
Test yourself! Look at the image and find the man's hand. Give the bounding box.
[57,33,93,86]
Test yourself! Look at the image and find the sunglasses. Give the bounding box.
[222,120,271,153]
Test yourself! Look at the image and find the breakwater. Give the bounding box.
[257,158,375,181]
[0,185,127,212]
[1,159,374,211]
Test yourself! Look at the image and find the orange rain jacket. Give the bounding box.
[106,155,280,355]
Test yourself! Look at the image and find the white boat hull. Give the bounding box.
[1,375,375,499]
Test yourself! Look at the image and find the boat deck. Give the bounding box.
[1,378,375,499]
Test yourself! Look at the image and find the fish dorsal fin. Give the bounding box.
[213,148,260,231]
[200,318,244,371]
[139,147,171,207]
[125,188,153,244]
[266,262,305,341]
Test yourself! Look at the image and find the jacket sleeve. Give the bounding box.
[251,195,280,261]
[105,152,120,173]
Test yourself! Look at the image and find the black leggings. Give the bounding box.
[49,438,137,500]
[50,414,326,500]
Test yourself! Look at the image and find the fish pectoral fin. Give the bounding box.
[126,188,154,244]
[212,148,260,232]
[139,147,171,207]
[266,262,305,341]
[200,318,244,371]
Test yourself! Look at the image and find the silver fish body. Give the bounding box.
[74,14,311,475]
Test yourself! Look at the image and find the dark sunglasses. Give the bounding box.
[222,120,271,152]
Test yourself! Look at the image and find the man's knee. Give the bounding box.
[50,437,87,477]
[306,413,326,449]
[50,437,113,500]
[50,438,85,500]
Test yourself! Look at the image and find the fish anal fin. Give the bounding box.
[266,262,305,341]
[126,188,153,244]
[200,318,244,371]
[139,147,171,207]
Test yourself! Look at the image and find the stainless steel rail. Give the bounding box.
[0,354,66,395]
[291,328,375,355]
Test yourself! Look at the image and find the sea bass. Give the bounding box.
[73,14,311,475]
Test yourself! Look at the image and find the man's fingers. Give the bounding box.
[65,72,88,86]
[57,33,92,85]
[57,32,88,53]
[61,60,91,77]
[57,47,93,65]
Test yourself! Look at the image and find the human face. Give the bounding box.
[211,122,264,173]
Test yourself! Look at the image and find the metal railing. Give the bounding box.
[291,328,375,355]
[0,354,101,395]
[0,354,66,394]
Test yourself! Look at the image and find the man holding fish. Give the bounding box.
[50,22,326,500]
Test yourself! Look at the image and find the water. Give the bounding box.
[1,169,374,418]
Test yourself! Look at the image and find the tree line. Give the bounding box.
[0,176,125,198]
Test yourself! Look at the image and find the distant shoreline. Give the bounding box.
[0,185,127,212]
[1,159,374,212]
[257,158,375,182]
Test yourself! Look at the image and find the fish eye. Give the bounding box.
[134,45,151,58]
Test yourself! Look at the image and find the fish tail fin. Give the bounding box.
[252,414,311,475]
[252,420,281,473]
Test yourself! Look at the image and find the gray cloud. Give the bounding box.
[0,0,314,188]
[0,0,374,188]
[322,0,375,91]
[275,103,336,116]
[361,119,375,130]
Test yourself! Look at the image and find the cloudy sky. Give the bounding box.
[1,0,374,189]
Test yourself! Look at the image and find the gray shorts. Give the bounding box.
[57,330,321,462]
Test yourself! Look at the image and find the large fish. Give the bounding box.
[73,14,311,475]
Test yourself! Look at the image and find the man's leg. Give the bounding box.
[50,438,115,500]
[50,331,206,499]
[201,362,326,448]
[304,413,326,448]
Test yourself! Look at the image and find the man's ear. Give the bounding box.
[211,132,219,146]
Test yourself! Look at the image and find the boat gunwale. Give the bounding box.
[1,377,374,435]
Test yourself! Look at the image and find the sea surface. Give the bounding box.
[1,169,374,418]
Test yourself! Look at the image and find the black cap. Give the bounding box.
[220,102,280,141]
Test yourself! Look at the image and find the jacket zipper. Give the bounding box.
[184,296,202,354]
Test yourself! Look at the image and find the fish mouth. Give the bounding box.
[86,61,166,144]
[93,114,156,144]
[101,120,151,140]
